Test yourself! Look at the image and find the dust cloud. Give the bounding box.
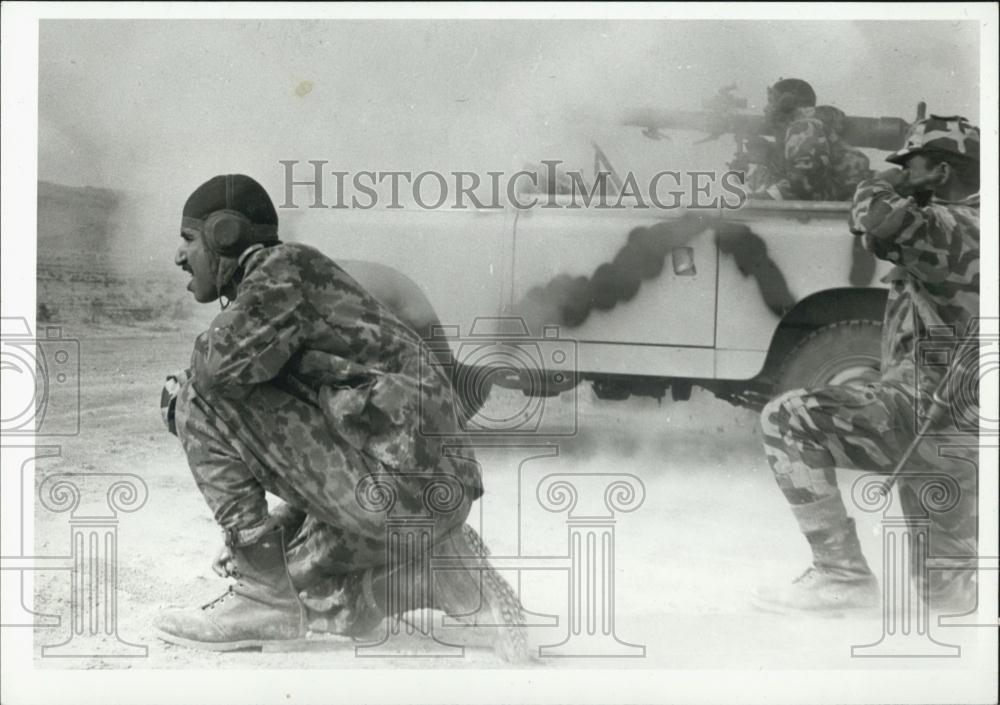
[39,20,980,191]
[35,20,979,322]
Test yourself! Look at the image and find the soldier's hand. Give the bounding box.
[160,368,192,436]
[212,543,235,578]
[269,501,307,535]
[873,167,908,191]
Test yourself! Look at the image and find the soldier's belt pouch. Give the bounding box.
[318,383,374,451]
[318,376,418,470]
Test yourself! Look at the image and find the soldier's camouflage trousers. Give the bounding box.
[175,378,475,590]
[760,382,978,602]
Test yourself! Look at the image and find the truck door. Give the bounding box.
[508,206,718,378]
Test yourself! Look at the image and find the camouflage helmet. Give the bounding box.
[813,105,847,137]
[784,116,831,171]
[886,115,980,165]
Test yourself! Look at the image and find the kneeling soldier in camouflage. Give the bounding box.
[755,116,980,613]
[156,175,526,660]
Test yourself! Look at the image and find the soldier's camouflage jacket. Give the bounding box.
[189,242,483,499]
[850,178,980,398]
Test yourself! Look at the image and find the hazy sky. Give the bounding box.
[39,20,981,197]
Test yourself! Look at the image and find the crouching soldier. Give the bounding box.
[754,116,981,614]
[156,174,527,660]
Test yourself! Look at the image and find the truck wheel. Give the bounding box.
[775,320,882,394]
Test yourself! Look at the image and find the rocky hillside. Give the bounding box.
[37,181,194,323]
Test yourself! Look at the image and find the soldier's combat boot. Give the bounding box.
[753,495,879,615]
[305,524,531,662]
[155,526,307,650]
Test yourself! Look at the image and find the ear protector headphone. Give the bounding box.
[181,175,278,257]
[181,211,278,258]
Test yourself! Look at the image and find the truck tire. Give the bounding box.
[774,320,882,394]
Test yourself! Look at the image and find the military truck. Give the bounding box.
[292,97,912,426]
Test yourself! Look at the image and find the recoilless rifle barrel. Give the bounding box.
[621,88,926,151]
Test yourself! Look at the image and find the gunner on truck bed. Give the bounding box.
[745,78,873,201]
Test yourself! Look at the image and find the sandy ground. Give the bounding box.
[24,320,988,671]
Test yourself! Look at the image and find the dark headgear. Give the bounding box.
[769,78,817,111]
[181,174,279,257]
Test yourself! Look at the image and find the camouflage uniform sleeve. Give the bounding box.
[191,273,308,400]
[849,178,957,281]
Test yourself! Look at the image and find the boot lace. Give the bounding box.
[792,567,821,585]
[204,587,236,611]
[204,561,242,611]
